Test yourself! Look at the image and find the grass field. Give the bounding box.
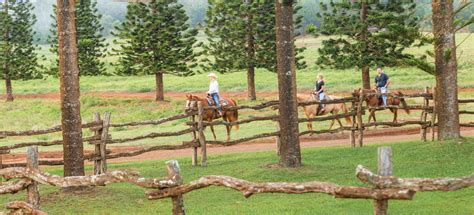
[0,139,472,214]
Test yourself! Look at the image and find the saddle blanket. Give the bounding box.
[206,97,231,107]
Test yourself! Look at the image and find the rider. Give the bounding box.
[314,73,326,114]
[375,67,391,106]
[208,73,223,116]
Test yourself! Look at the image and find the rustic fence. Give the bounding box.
[458,97,474,128]
[1,87,474,169]
[0,146,472,215]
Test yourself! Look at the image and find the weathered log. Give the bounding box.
[458,99,474,104]
[92,113,102,175]
[6,201,47,215]
[166,160,185,215]
[356,165,474,191]
[363,105,433,111]
[299,127,352,136]
[197,102,206,167]
[99,143,197,160]
[363,121,429,128]
[189,116,198,167]
[459,110,474,115]
[357,90,364,147]
[26,146,40,209]
[0,179,31,194]
[108,128,195,144]
[363,92,432,99]
[146,175,415,200]
[202,100,279,111]
[109,112,195,128]
[297,97,357,107]
[459,123,474,127]
[0,121,101,137]
[188,115,279,127]
[206,132,280,146]
[297,112,357,123]
[99,113,111,174]
[0,136,100,151]
[3,150,113,168]
[374,147,392,215]
[431,87,437,141]
[0,167,176,189]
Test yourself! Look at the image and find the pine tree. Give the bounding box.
[0,0,40,102]
[113,0,199,101]
[311,1,425,89]
[202,0,306,100]
[48,0,106,76]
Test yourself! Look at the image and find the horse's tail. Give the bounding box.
[342,103,352,124]
[398,91,410,115]
[231,99,239,130]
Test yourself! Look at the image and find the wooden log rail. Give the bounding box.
[362,105,433,111]
[0,121,102,137]
[297,111,356,123]
[202,100,280,111]
[460,123,474,127]
[206,132,280,146]
[362,92,433,99]
[188,115,279,127]
[107,127,195,144]
[109,112,195,128]
[458,99,474,103]
[91,142,199,160]
[363,121,431,128]
[298,127,352,136]
[0,135,101,151]
[459,110,474,114]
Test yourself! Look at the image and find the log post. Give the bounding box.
[92,113,102,175]
[350,96,357,148]
[197,102,207,167]
[357,89,364,147]
[275,121,281,155]
[190,115,198,166]
[431,87,437,141]
[166,160,185,215]
[100,112,111,174]
[374,147,392,215]
[26,146,40,209]
[421,87,429,141]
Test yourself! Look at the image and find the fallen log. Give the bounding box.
[356,165,474,191]
[0,179,31,194]
[6,201,47,215]
[146,175,415,200]
[0,167,176,189]
[206,132,280,146]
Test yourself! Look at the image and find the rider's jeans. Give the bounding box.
[211,93,222,111]
[319,92,326,108]
[380,87,388,106]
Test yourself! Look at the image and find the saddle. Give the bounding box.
[206,96,230,108]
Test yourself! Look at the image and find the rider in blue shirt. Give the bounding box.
[375,67,391,106]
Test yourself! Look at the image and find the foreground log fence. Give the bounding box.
[0,146,471,215]
[1,88,474,169]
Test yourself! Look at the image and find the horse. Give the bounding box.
[296,93,352,134]
[184,94,239,141]
[352,88,410,124]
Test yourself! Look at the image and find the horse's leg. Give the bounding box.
[225,125,231,141]
[210,125,217,141]
[393,109,398,123]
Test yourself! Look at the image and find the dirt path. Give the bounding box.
[5,87,474,100]
[3,127,474,165]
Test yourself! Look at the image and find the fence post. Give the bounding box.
[374,147,392,215]
[431,87,437,141]
[420,87,429,141]
[197,102,207,167]
[357,89,364,147]
[275,121,281,155]
[26,146,40,209]
[190,115,198,166]
[166,160,185,215]
[350,97,357,148]
[92,113,102,175]
[100,112,111,174]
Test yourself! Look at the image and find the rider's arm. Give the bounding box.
[385,79,391,88]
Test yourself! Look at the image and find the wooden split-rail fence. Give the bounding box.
[0,146,472,215]
[0,87,473,169]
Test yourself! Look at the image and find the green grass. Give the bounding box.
[0,140,472,214]
[7,33,474,95]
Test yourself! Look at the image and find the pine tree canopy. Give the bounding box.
[312,1,426,70]
[113,0,199,77]
[48,0,107,77]
[0,0,40,81]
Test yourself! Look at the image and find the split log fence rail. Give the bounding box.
[0,146,472,215]
[0,87,473,170]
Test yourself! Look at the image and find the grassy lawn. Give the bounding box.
[0,139,472,214]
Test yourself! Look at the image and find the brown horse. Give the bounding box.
[185,94,239,141]
[352,88,410,123]
[296,93,352,134]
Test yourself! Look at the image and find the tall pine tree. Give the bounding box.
[48,0,106,76]
[0,0,40,102]
[202,0,305,100]
[311,1,425,89]
[113,0,199,101]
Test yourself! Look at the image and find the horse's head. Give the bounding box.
[185,94,201,113]
[352,88,362,97]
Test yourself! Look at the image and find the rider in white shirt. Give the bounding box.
[208,73,223,116]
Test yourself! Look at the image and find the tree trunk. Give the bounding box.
[5,77,13,102]
[246,0,257,101]
[361,66,371,90]
[155,72,164,101]
[275,0,301,168]
[57,0,85,177]
[432,0,460,140]
[360,1,370,90]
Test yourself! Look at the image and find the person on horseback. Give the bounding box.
[375,67,391,106]
[207,73,223,116]
[314,73,326,114]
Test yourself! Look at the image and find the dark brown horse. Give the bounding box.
[353,88,410,123]
[185,94,239,141]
